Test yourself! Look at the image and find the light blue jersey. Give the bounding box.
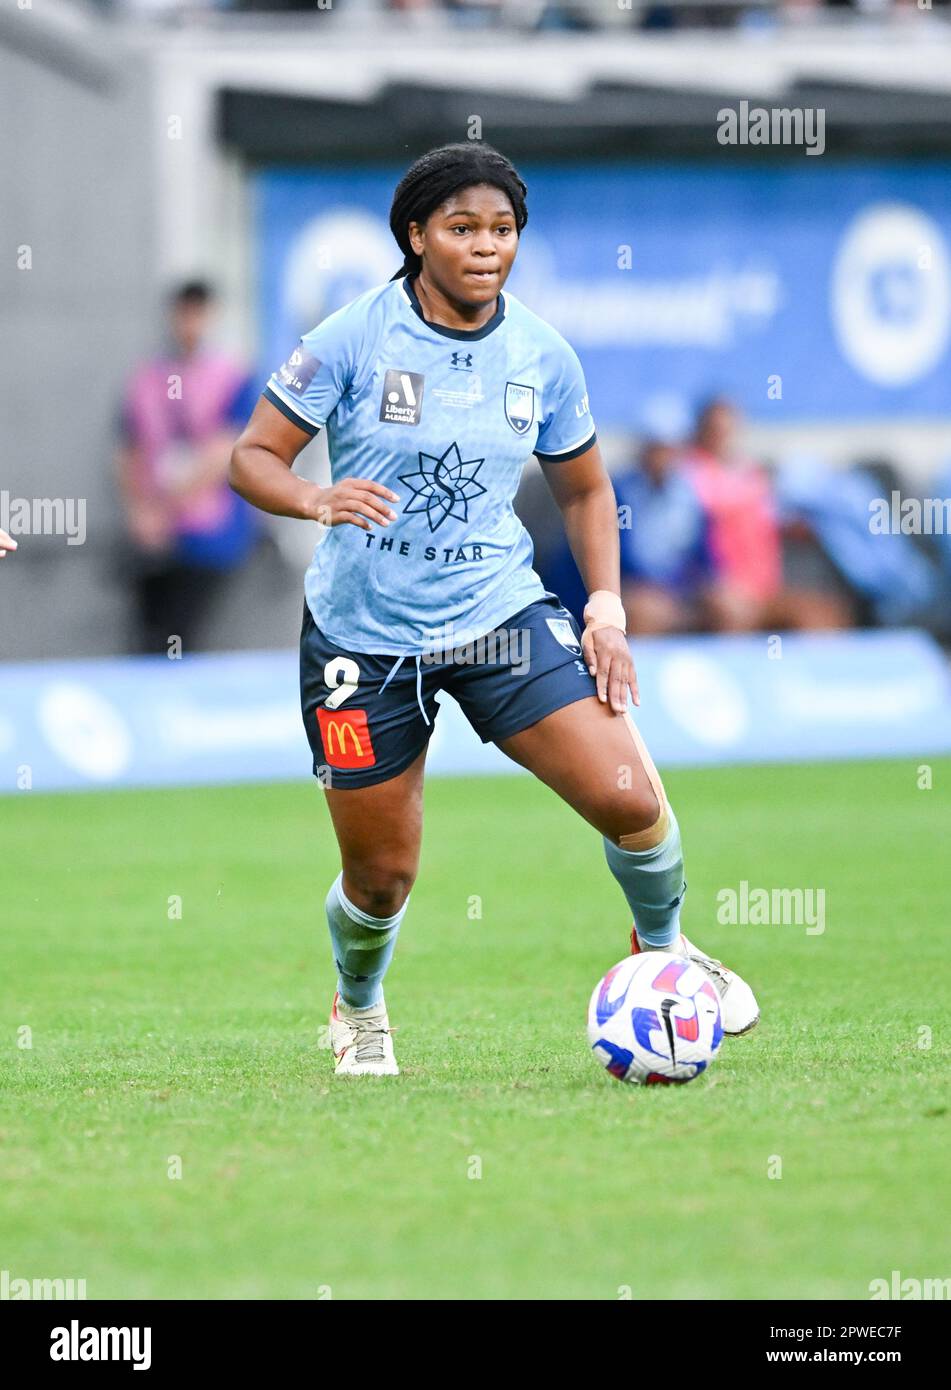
[264,275,596,654]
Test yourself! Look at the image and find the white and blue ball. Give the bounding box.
[587,952,724,1086]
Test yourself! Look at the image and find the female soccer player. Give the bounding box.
[231,144,758,1075]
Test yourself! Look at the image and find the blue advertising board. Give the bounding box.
[2,631,949,794]
[255,161,951,427]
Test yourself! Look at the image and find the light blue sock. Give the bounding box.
[325,871,408,1009]
[603,805,686,949]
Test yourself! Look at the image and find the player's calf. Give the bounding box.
[324,871,409,1012]
[600,714,760,1033]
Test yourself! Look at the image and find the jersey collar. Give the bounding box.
[401,274,506,341]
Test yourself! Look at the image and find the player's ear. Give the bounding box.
[408,220,425,257]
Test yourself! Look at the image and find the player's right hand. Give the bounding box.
[0,527,18,557]
[311,477,399,530]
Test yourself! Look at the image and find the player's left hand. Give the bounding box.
[583,625,639,713]
[0,527,17,557]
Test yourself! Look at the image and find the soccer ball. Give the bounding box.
[587,952,724,1085]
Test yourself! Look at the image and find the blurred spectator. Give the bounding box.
[931,461,951,580]
[101,0,951,24]
[116,280,260,654]
[924,460,951,640]
[775,456,937,626]
[680,397,852,631]
[443,0,503,24]
[679,397,781,628]
[616,417,716,635]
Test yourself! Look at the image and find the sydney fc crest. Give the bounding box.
[546,617,582,655]
[504,382,535,436]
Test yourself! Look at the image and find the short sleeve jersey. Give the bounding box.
[264,275,596,654]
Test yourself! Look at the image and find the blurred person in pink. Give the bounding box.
[680,397,850,631]
[116,281,260,653]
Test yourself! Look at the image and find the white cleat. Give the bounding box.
[678,933,760,1035]
[630,927,760,1035]
[329,991,400,1076]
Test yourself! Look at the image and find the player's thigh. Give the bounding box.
[497,696,663,842]
[299,604,437,911]
[444,593,665,841]
[324,745,427,913]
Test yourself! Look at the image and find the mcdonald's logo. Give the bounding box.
[316,708,376,769]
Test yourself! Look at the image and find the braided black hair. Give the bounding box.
[388,142,528,280]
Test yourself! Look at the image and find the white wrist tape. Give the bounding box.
[582,589,626,635]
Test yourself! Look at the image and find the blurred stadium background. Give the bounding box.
[3,0,951,1307]
[3,0,951,786]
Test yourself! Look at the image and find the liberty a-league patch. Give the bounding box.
[277,342,321,396]
[504,382,535,435]
[545,617,582,655]
[380,369,425,426]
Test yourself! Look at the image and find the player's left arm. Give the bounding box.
[540,441,639,714]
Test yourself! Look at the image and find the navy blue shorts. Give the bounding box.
[300,592,599,788]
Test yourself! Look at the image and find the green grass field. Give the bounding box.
[1,758,948,1300]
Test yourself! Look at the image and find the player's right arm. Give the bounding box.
[229,395,397,531]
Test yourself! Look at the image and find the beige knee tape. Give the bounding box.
[617,712,670,851]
